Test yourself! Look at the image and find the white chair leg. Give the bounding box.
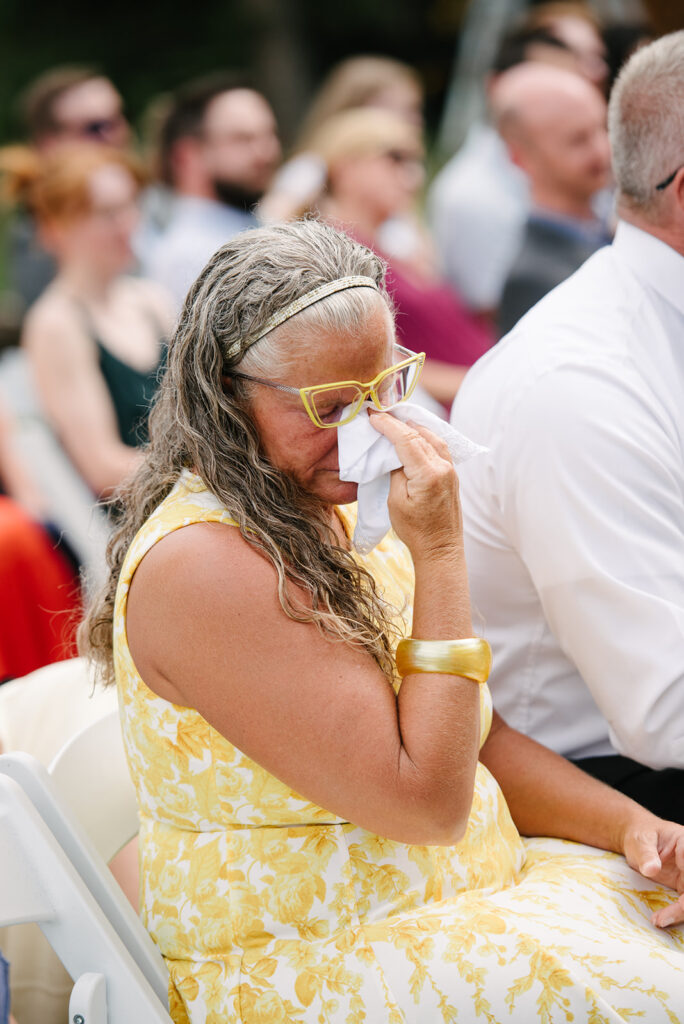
[68,972,107,1024]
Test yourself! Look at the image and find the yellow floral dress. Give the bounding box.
[114,470,684,1024]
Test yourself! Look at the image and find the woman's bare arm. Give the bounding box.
[23,299,142,497]
[127,416,482,846]
[419,360,468,406]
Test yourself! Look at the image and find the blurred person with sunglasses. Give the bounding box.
[21,66,129,150]
[80,218,684,1024]
[5,67,130,315]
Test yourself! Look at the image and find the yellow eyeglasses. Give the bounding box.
[231,345,426,428]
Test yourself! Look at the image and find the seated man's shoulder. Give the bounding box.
[458,252,638,419]
[511,250,633,350]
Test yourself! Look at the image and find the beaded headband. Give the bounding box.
[234,275,380,358]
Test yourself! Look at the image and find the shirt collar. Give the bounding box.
[613,219,684,315]
[529,205,611,247]
[173,194,256,227]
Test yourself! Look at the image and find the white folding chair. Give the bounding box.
[48,708,141,865]
[0,708,172,1020]
[0,770,172,1023]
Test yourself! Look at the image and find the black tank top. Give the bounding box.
[97,339,166,446]
[77,301,167,447]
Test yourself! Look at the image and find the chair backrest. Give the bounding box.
[49,709,139,863]
[0,749,169,1007]
[0,772,172,1022]
[0,657,117,764]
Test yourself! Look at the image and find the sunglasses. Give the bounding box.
[58,115,126,140]
[229,344,425,428]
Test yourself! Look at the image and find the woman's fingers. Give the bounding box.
[368,412,462,557]
[370,412,449,472]
[404,420,453,463]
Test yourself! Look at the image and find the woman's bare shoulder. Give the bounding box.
[125,518,303,706]
[22,288,91,356]
[128,519,283,636]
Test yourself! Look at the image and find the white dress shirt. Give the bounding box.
[451,221,684,769]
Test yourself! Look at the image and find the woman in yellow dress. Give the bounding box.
[82,220,684,1023]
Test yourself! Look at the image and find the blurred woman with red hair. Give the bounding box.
[3,142,173,498]
[0,143,172,679]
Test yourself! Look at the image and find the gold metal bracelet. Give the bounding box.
[395,638,492,684]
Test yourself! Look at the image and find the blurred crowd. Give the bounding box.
[0,1,656,684]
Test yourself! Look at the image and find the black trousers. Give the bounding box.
[572,754,684,824]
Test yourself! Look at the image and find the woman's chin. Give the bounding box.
[309,477,358,506]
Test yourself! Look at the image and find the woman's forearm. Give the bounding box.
[480,713,653,852]
[419,360,468,405]
[394,546,482,843]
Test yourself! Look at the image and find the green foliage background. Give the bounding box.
[0,0,469,147]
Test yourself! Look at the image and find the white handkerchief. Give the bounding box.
[338,402,487,553]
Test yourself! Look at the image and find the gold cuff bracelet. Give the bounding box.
[395,638,492,684]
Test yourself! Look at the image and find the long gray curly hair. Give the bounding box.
[79,219,402,684]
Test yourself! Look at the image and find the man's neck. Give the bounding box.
[530,184,596,221]
[618,204,684,258]
[175,184,217,201]
[56,263,117,304]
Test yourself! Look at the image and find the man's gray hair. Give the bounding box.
[608,30,684,217]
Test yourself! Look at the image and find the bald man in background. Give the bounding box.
[496,63,613,336]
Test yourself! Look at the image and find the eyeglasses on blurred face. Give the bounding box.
[230,344,426,428]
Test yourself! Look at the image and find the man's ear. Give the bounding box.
[672,165,684,220]
[505,138,528,172]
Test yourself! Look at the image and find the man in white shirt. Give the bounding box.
[452,31,684,821]
[139,75,281,311]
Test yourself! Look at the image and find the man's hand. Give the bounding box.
[622,817,684,927]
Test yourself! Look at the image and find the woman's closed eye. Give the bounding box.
[318,403,347,423]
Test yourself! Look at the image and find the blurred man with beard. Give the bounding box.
[142,74,281,310]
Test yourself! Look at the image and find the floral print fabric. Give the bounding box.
[114,470,684,1023]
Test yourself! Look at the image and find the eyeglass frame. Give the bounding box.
[226,344,426,428]
[655,164,683,191]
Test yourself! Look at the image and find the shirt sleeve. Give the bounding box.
[498,359,684,769]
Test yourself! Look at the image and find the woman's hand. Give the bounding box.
[621,814,684,927]
[369,412,462,562]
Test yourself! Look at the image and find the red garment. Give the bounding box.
[384,259,494,366]
[0,497,80,680]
